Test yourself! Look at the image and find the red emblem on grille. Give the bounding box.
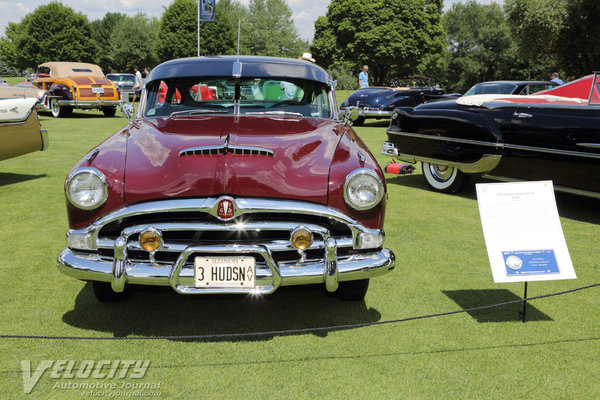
[217,199,235,220]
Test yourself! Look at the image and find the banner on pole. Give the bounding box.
[200,0,216,22]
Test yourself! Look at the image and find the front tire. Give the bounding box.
[422,162,470,193]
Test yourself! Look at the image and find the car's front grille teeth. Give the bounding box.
[179,147,274,157]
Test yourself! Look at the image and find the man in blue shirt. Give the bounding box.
[358,65,369,88]
[550,72,564,85]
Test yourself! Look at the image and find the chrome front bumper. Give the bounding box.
[58,100,121,109]
[339,108,393,118]
[57,197,395,295]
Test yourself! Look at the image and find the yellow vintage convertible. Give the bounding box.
[33,62,121,117]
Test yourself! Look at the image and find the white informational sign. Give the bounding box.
[476,181,576,283]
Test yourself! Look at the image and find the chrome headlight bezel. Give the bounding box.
[65,167,108,210]
[343,168,384,211]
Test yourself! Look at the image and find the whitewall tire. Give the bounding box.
[422,162,470,193]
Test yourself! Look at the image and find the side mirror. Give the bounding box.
[121,102,135,121]
[342,106,360,126]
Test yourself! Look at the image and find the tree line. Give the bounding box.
[0,0,598,94]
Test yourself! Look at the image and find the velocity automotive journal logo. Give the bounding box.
[20,359,159,395]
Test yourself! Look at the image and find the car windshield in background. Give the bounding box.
[144,77,332,118]
[108,75,135,84]
[464,83,517,95]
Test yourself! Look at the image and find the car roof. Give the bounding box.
[37,62,104,78]
[149,56,332,87]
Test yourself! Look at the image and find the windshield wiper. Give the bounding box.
[244,111,303,117]
[170,109,229,117]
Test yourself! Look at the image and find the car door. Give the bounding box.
[504,103,600,193]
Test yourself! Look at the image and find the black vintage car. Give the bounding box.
[381,73,600,197]
[339,77,448,126]
[463,80,559,96]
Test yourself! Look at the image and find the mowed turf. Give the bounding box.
[0,91,599,399]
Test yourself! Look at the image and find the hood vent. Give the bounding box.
[179,134,274,157]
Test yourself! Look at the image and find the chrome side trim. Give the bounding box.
[387,151,501,174]
[504,143,600,159]
[576,143,600,149]
[482,174,600,199]
[387,130,503,149]
[40,129,49,151]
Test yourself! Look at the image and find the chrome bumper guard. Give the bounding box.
[57,197,395,295]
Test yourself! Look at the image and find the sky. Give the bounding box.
[0,0,505,42]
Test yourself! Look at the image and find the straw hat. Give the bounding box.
[299,52,315,62]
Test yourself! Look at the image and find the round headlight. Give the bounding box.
[344,169,384,210]
[65,168,108,210]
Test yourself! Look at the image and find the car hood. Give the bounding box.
[123,116,343,205]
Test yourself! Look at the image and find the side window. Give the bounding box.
[310,87,330,118]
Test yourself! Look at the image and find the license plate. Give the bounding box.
[92,86,104,94]
[194,256,255,288]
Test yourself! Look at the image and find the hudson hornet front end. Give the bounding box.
[57,56,395,302]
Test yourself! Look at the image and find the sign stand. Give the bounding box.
[519,282,528,323]
[476,181,577,324]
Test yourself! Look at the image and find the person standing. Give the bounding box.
[358,65,369,88]
[132,66,143,103]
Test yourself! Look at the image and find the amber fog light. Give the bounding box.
[140,228,162,252]
[291,226,312,250]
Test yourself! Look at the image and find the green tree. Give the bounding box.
[0,2,98,70]
[443,1,523,93]
[240,0,308,57]
[505,0,568,78]
[311,0,446,87]
[109,14,159,72]
[91,13,126,73]
[558,0,600,77]
[156,0,239,62]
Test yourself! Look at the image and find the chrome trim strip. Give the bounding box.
[389,152,501,174]
[576,143,600,149]
[41,129,49,151]
[387,130,503,149]
[504,143,600,159]
[340,109,393,118]
[482,174,600,199]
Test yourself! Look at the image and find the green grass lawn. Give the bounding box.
[1,102,599,399]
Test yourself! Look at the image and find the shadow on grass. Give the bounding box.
[385,173,600,225]
[443,289,552,323]
[38,111,126,119]
[0,172,47,187]
[62,283,382,341]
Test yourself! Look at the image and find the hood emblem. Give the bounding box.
[215,197,236,220]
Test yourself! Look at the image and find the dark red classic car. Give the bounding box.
[57,56,395,302]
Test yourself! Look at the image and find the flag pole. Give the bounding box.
[197,0,200,56]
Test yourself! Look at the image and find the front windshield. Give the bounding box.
[143,77,332,118]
